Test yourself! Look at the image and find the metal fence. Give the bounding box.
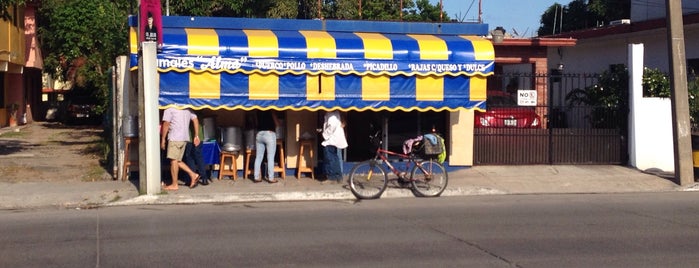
[474,73,628,165]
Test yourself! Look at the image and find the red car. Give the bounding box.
[475,91,541,128]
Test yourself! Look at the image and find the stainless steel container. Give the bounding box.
[244,129,256,149]
[202,117,216,141]
[220,126,243,152]
[123,115,138,137]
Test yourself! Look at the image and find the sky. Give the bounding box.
[431,0,560,37]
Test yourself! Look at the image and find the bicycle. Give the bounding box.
[348,131,448,199]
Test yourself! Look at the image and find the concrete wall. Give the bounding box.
[628,44,675,172]
[450,109,474,166]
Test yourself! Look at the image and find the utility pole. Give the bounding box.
[665,0,694,185]
[439,0,443,23]
[478,0,482,24]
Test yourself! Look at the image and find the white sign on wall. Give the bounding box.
[517,90,537,106]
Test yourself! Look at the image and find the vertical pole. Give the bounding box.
[359,0,362,19]
[559,5,564,33]
[115,56,128,181]
[666,0,694,184]
[112,64,119,180]
[552,5,558,35]
[439,0,443,23]
[138,42,162,194]
[478,0,482,24]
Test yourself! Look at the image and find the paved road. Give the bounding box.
[3,193,699,267]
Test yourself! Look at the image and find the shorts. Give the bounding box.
[166,141,187,161]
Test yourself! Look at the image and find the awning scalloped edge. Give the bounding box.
[129,66,494,77]
[160,104,487,113]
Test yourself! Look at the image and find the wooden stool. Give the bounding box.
[273,139,286,179]
[218,151,238,180]
[296,139,314,179]
[122,137,138,181]
[243,148,255,180]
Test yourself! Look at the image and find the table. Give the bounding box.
[201,141,221,165]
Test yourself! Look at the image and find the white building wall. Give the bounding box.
[548,26,699,74]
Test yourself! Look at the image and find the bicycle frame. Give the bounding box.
[370,147,431,181]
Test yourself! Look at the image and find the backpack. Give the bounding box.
[421,133,446,163]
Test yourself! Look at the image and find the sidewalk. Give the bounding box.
[0,164,692,210]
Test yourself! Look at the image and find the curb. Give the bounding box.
[105,186,509,207]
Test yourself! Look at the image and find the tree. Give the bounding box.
[165,0,445,22]
[538,0,630,36]
[0,0,23,20]
[37,0,131,115]
[166,0,273,18]
[323,0,359,20]
[403,0,447,22]
[266,0,298,19]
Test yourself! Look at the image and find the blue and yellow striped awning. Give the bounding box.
[128,24,494,112]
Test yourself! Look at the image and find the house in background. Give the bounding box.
[0,1,43,127]
[548,1,698,84]
[544,0,699,173]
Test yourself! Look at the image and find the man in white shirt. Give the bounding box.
[321,110,348,184]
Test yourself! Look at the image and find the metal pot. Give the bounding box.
[123,115,138,137]
[220,126,243,152]
[202,117,216,141]
[244,129,256,149]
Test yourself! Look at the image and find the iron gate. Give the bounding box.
[474,73,628,165]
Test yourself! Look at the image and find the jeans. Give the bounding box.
[337,148,344,174]
[254,130,277,180]
[323,145,342,180]
[184,142,208,180]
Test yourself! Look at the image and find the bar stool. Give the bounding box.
[273,139,286,179]
[296,139,314,179]
[218,151,238,180]
[122,137,138,181]
[243,148,255,180]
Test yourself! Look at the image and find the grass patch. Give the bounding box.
[0,130,27,138]
[81,165,108,182]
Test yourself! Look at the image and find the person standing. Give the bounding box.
[183,122,209,186]
[321,110,348,184]
[253,110,281,183]
[161,107,201,190]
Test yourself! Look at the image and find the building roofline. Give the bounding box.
[491,37,577,47]
[546,12,699,39]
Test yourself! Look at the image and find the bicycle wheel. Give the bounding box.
[410,159,448,197]
[349,160,388,199]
